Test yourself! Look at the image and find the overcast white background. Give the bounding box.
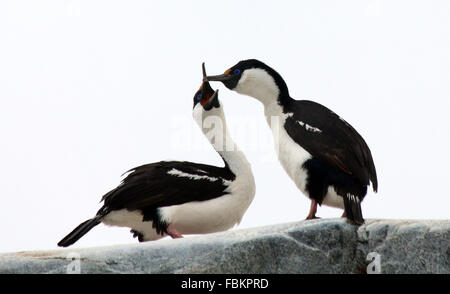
[0,1,449,253]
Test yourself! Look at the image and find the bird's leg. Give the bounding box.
[167,224,184,239]
[305,200,320,220]
[341,211,347,218]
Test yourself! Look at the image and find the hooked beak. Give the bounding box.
[201,62,214,100]
[202,62,207,79]
[200,62,220,110]
[203,68,234,82]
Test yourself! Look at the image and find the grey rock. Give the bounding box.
[359,219,449,274]
[0,219,448,274]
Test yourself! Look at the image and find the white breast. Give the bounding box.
[265,108,345,210]
[265,103,312,197]
[160,169,255,235]
[276,125,312,195]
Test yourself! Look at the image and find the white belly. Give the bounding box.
[267,111,312,198]
[274,122,345,208]
[101,177,255,241]
[322,186,345,209]
[162,196,248,234]
[276,127,312,196]
[266,110,345,209]
[162,176,255,235]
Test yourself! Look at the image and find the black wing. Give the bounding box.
[99,161,236,214]
[284,100,378,192]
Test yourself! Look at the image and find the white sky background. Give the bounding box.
[0,0,449,253]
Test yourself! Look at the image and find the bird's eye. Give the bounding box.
[196,93,202,101]
[233,69,241,75]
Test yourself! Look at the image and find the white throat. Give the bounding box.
[232,68,285,125]
[234,68,281,108]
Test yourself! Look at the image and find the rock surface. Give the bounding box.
[0,219,448,274]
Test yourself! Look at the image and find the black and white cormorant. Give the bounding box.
[205,59,377,225]
[57,64,255,247]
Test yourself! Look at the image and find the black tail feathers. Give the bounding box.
[343,193,364,225]
[57,216,102,247]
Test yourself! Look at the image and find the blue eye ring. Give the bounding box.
[233,68,241,75]
[196,93,202,101]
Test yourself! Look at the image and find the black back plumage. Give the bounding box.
[99,161,235,215]
[283,99,378,193]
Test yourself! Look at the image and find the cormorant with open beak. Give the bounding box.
[57,64,255,247]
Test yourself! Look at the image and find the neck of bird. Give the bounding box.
[235,69,291,120]
[202,112,252,177]
[256,90,291,125]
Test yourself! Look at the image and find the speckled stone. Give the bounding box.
[0,219,448,274]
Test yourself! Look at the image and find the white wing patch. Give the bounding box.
[167,168,218,182]
[346,193,360,203]
[297,121,322,133]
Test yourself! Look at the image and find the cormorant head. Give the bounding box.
[193,63,220,111]
[193,63,224,131]
[194,63,242,155]
[204,59,289,105]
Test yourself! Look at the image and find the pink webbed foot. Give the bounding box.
[305,200,321,220]
[167,224,184,239]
